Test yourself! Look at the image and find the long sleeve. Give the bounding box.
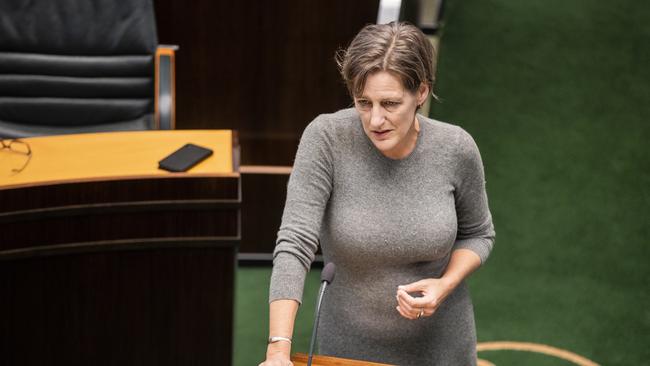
[269,117,334,303]
[452,128,495,264]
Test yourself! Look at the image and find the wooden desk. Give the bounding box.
[0,130,237,188]
[0,130,239,366]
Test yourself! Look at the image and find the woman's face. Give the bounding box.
[355,71,429,159]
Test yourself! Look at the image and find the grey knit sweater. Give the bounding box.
[270,108,495,365]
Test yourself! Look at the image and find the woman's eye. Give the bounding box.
[383,101,400,108]
[356,100,371,108]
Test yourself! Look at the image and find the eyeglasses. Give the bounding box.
[1,139,32,173]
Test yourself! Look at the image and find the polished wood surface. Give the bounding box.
[0,130,236,189]
[0,131,239,365]
[292,353,392,366]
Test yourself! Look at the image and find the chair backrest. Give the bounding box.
[0,0,159,138]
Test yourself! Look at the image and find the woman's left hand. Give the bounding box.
[395,278,455,320]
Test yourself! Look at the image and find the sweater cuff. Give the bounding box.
[453,238,493,265]
[269,252,309,304]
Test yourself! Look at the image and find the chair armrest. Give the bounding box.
[155,45,179,130]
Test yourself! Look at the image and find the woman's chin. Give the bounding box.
[372,140,397,156]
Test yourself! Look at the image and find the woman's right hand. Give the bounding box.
[262,299,299,365]
[259,342,293,366]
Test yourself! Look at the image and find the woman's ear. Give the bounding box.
[417,83,430,106]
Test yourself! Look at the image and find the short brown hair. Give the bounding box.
[336,22,435,98]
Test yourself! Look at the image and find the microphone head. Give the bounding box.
[321,263,336,284]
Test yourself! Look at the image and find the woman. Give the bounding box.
[260,22,495,366]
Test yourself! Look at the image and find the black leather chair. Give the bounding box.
[0,0,176,138]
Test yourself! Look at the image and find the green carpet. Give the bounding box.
[234,1,649,365]
[429,0,649,364]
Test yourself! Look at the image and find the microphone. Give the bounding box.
[307,262,336,366]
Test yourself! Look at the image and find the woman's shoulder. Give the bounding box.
[419,114,462,137]
[419,115,474,149]
[308,108,359,130]
[301,108,361,144]
[419,115,483,167]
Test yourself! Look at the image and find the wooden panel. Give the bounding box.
[154,0,380,165]
[0,244,235,366]
[0,209,238,251]
[240,172,289,254]
[239,171,326,260]
[0,176,239,214]
[0,176,240,253]
[0,131,240,365]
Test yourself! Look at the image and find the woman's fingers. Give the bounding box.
[396,291,416,313]
[396,291,426,319]
[397,288,436,309]
[395,278,451,320]
[411,294,437,308]
[397,304,433,320]
[397,280,426,293]
[396,305,416,320]
[396,288,440,319]
[396,290,423,317]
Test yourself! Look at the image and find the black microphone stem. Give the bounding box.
[307,281,328,366]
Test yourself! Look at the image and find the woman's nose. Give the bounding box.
[370,106,385,127]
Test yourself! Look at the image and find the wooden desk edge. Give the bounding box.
[292,353,392,366]
[0,236,240,261]
[0,172,240,191]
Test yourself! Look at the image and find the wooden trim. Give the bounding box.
[292,353,391,366]
[232,130,241,171]
[155,48,160,129]
[0,172,240,191]
[0,237,238,261]
[0,199,240,223]
[240,165,292,175]
[155,46,177,130]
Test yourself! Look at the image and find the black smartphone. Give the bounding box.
[158,143,213,172]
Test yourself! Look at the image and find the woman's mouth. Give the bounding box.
[372,130,392,139]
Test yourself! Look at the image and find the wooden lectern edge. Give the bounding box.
[291,352,392,366]
[239,165,292,175]
[0,172,240,191]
